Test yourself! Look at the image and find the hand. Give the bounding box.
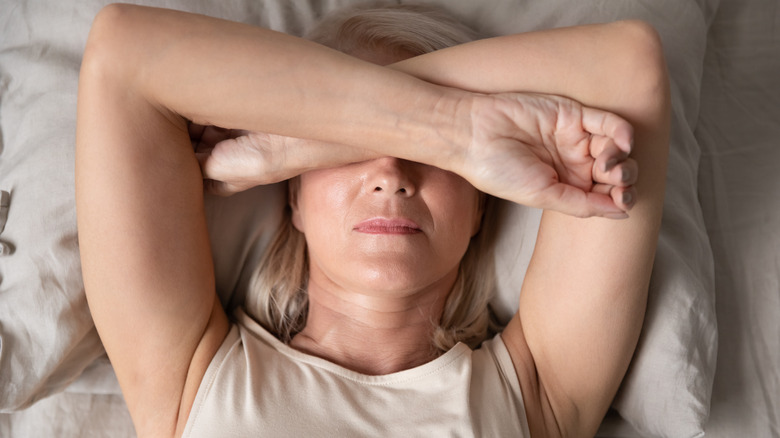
[189,123,289,195]
[462,93,637,218]
[189,124,377,196]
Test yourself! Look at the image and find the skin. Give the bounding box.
[280,48,485,374]
[76,5,668,438]
[289,157,483,374]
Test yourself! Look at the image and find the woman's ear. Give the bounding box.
[288,176,304,233]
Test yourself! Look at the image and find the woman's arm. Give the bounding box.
[199,23,652,217]
[395,21,670,437]
[75,5,472,436]
[87,5,468,169]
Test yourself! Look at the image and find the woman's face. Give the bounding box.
[291,157,482,297]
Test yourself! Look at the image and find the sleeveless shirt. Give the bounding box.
[182,309,531,437]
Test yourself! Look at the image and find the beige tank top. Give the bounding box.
[182,309,531,437]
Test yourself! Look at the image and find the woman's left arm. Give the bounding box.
[385,21,670,437]
[406,22,670,437]
[75,4,472,435]
[410,23,670,437]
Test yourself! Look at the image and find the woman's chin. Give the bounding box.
[354,265,427,293]
[347,259,458,297]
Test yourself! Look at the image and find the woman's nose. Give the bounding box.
[364,157,416,197]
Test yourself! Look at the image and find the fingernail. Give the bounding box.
[621,167,631,183]
[622,191,634,206]
[604,158,617,172]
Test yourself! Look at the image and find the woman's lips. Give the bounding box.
[353,218,422,235]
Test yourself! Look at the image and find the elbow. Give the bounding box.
[612,20,671,214]
[615,20,671,115]
[80,4,137,85]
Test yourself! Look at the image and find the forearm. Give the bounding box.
[391,20,661,115]
[87,4,468,172]
[274,20,659,179]
[231,20,652,186]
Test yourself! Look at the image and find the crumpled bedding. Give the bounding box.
[1,0,776,436]
[694,0,780,435]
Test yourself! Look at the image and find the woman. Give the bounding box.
[76,3,669,437]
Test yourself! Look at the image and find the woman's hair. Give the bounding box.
[244,2,499,352]
[304,1,480,56]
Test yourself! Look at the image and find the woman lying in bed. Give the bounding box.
[75,3,669,437]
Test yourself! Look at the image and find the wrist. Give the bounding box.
[403,87,474,176]
[279,136,380,177]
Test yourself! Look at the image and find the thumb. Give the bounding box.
[541,183,629,219]
[203,179,239,197]
[195,150,223,182]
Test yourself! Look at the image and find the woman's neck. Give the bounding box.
[289,271,456,375]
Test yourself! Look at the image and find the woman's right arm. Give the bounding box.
[76,5,472,436]
[85,5,468,169]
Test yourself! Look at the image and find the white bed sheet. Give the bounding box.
[695,0,780,436]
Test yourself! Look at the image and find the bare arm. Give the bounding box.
[201,23,650,217]
[395,21,671,437]
[76,4,473,437]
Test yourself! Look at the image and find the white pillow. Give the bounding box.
[0,2,718,438]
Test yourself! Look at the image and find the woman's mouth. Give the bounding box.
[353,218,422,235]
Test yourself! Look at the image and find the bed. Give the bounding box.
[0,0,777,436]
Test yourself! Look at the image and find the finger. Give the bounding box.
[203,179,239,197]
[588,135,617,161]
[611,185,637,211]
[540,183,629,219]
[196,150,228,184]
[591,137,629,168]
[591,183,637,210]
[593,157,638,187]
[581,108,634,154]
[591,183,614,196]
[199,125,233,148]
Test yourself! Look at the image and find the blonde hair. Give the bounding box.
[305,1,480,56]
[245,2,499,351]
